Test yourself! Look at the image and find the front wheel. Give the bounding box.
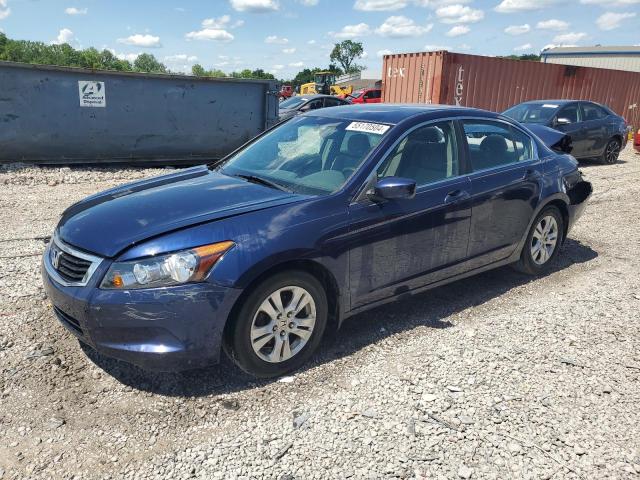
[601,138,621,164]
[224,271,328,378]
[513,206,564,275]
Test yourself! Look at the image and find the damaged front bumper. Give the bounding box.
[42,246,241,371]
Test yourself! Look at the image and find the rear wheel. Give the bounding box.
[514,206,564,275]
[225,271,327,378]
[601,138,621,164]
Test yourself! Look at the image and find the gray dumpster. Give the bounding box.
[0,61,280,164]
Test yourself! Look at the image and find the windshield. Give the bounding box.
[280,97,307,109]
[503,103,560,124]
[219,116,389,195]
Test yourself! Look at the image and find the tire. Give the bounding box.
[224,270,328,378]
[601,138,621,164]
[513,205,564,276]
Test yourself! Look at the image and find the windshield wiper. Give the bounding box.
[235,174,292,193]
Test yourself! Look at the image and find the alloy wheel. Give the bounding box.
[250,286,316,363]
[605,140,620,164]
[530,215,559,265]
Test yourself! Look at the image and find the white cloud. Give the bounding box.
[504,23,530,34]
[424,44,451,50]
[265,35,289,44]
[308,39,316,44]
[201,15,244,29]
[164,54,198,63]
[354,0,407,10]
[375,16,433,36]
[446,24,470,36]
[52,28,75,45]
[495,0,556,13]
[282,47,296,54]
[436,4,484,23]
[553,31,587,43]
[377,48,393,56]
[65,7,87,15]
[271,64,284,70]
[289,61,305,67]
[118,33,162,48]
[111,50,140,62]
[230,0,279,12]
[580,0,640,6]
[185,28,234,42]
[0,0,10,19]
[299,0,318,4]
[514,43,533,51]
[596,11,636,30]
[536,19,569,30]
[330,23,371,38]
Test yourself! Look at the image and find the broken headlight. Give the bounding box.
[100,241,234,289]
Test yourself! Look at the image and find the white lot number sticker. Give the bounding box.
[346,122,390,135]
[542,104,559,109]
[78,81,106,108]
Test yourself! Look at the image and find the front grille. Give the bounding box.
[53,306,84,336]
[56,251,91,282]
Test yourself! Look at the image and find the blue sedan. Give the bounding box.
[42,105,592,378]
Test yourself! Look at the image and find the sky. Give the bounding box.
[0,0,638,79]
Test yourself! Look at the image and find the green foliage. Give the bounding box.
[192,64,276,80]
[0,33,167,73]
[330,40,365,74]
[498,54,542,62]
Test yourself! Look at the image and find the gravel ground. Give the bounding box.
[1,148,639,480]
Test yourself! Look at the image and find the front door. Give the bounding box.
[347,120,472,308]
[553,103,587,157]
[462,119,543,266]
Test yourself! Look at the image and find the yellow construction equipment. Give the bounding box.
[300,71,353,97]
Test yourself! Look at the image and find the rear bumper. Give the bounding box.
[42,249,241,371]
[567,180,592,233]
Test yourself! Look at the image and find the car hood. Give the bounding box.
[58,166,303,258]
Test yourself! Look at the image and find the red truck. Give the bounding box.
[279,85,293,100]
[346,88,382,104]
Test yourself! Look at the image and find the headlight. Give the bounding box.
[100,241,234,289]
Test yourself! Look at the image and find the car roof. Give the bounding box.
[304,103,497,125]
[296,94,338,100]
[515,99,584,106]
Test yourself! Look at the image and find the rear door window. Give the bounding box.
[462,120,534,171]
[581,103,607,121]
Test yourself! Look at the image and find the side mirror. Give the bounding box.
[368,177,416,201]
[555,117,571,126]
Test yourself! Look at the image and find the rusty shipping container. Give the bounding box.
[382,51,640,129]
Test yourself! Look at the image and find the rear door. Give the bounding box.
[463,119,542,266]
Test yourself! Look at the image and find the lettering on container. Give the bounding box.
[387,67,406,78]
[78,81,106,108]
[454,66,464,106]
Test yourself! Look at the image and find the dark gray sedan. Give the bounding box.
[503,100,628,164]
[278,94,350,122]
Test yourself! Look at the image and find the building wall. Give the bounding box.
[544,55,640,73]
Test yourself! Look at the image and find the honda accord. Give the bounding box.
[42,104,592,378]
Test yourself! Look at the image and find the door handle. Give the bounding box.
[444,189,470,204]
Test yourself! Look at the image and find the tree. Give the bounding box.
[0,33,167,73]
[192,64,206,76]
[498,54,541,62]
[330,40,364,74]
[133,53,167,74]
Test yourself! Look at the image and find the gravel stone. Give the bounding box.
[0,148,639,479]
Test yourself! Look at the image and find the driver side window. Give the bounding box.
[555,104,580,124]
[376,121,459,187]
